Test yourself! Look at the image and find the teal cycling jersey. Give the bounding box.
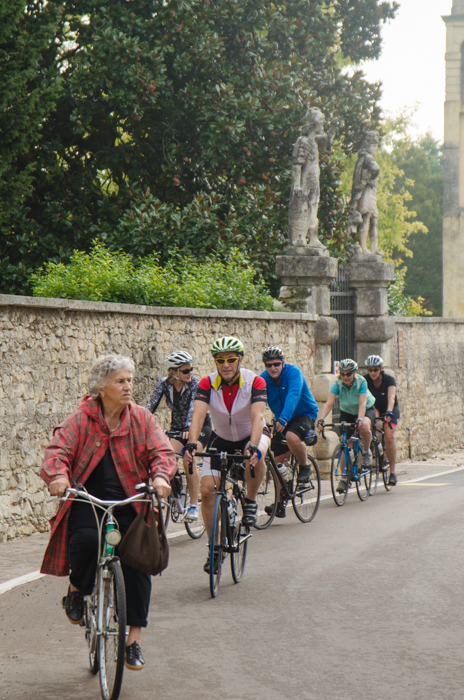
[330,376,375,414]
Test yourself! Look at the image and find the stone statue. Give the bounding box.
[347,130,382,256]
[288,108,337,250]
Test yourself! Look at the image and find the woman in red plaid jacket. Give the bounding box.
[40,354,177,671]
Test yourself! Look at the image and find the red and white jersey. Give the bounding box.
[195,368,267,442]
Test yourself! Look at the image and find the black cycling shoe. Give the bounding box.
[264,502,286,518]
[62,586,84,625]
[242,500,258,526]
[203,546,223,574]
[125,641,145,670]
[297,464,312,484]
[388,473,398,486]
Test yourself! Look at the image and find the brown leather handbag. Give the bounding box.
[119,493,169,576]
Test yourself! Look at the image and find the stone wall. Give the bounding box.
[0,294,317,541]
[390,318,464,460]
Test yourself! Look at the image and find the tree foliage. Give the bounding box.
[0,0,398,296]
[31,242,274,310]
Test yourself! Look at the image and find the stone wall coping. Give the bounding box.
[0,294,318,322]
[394,317,464,325]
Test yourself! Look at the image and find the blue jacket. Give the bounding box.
[261,364,318,425]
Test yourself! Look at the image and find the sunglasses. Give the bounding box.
[340,371,353,377]
[367,368,381,373]
[215,357,239,365]
[265,361,282,368]
[179,368,193,375]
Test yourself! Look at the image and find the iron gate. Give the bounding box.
[330,266,355,368]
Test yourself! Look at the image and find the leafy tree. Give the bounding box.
[1,0,398,296]
[31,242,274,311]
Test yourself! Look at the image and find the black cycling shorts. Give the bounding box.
[374,405,400,427]
[338,407,376,438]
[271,415,315,457]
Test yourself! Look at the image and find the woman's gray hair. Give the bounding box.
[88,354,135,398]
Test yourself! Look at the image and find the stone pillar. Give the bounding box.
[346,253,396,367]
[275,246,339,477]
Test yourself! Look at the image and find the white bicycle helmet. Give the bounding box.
[165,351,195,369]
[210,336,244,356]
[364,355,384,368]
[339,358,358,372]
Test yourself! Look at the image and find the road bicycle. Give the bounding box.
[162,430,205,539]
[372,415,394,492]
[254,435,321,529]
[58,483,155,700]
[323,422,374,506]
[195,449,253,598]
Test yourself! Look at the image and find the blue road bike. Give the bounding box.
[323,422,373,506]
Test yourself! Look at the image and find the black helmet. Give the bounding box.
[262,346,284,363]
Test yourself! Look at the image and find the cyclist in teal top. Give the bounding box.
[317,359,375,492]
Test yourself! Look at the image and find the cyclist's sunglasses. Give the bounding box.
[179,368,193,375]
[265,361,282,368]
[367,367,381,373]
[215,357,240,365]
[340,371,353,377]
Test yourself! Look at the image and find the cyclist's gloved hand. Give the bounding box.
[184,442,197,454]
[384,412,394,423]
[355,418,364,428]
[317,419,325,431]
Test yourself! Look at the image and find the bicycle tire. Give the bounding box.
[369,441,380,496]
[292,455,321,523]
[230,515,249,583]
[355,452,371,502]
[382,453,392,491]
[209,495,226,598]
[98,560,126,700]
[254,456,278,530]
[331,444,349,506]
[84,597,99,674]
[184,499,206,539]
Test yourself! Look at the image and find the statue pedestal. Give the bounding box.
[346,257,396,366]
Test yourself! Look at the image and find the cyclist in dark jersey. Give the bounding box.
[363,354,399,486]
[146,350,212,520]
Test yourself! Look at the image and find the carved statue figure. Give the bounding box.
[288,108,337,249]
[347,130,382,256]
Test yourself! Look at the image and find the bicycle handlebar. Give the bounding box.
[60,485,156,507]
[194,451,259,479]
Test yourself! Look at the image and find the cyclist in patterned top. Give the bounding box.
[146,350,212,521]
[184,336,270,574]
[317,358,376,493]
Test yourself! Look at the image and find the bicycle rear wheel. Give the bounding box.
[382,454,392,491]
[331,444,349,506]
[98,560,126,700]
[254,456,278,530]
[185,503,206,539]
[209,495,227,598]
[369,441,380,496]
[292,456,321,523]
[355,455,371,502]
[84,596,99,674]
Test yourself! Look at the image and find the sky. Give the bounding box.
[360,0,452,142]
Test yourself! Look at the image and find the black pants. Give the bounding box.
[69,507,152,628]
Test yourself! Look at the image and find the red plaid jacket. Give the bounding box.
[40,396,177,576]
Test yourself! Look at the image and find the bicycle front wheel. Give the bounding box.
[369,441,380,496]
[382,454,392,491]
[355,456,371,502]
[230,516,249,584]
[292,456,321,523]
[84,596,99,674]
[185,506,206,539]
[98,560,126,700]
[209,495,227,598]
[331,444,349,506]
[254,456,278,530]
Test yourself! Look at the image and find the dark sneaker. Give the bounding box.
[203,546,223,575]
[388,473,397,486]
[336,479,347,494]
[62,586,84,625]
[297,464,312,484]
[125,641,145,670]
[264,502,286,518]
[242,500,258,526]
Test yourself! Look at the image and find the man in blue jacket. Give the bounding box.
[261,346,318,492]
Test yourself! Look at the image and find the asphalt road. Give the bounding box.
[1,464,463,700]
